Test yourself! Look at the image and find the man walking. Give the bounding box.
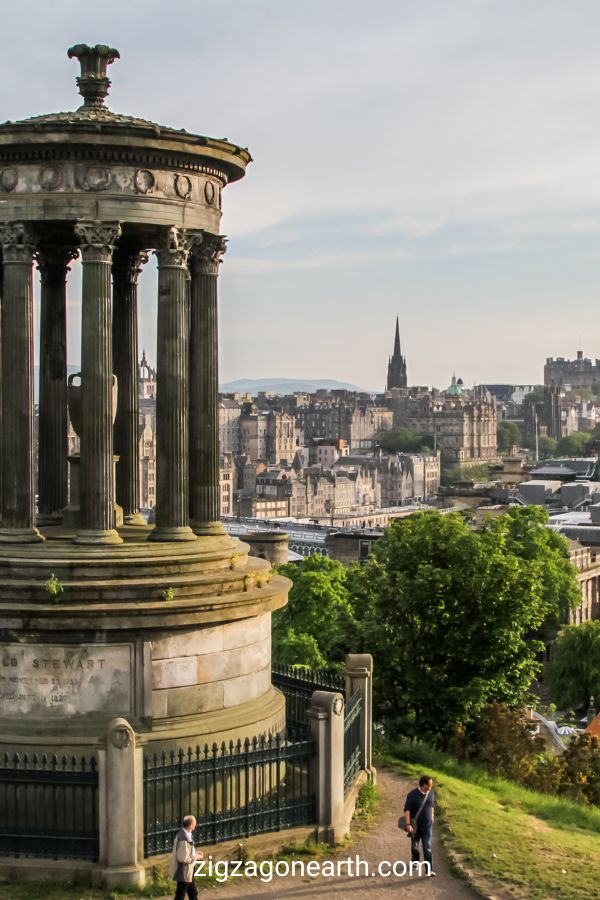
[169,814,202,900]
[403,775,435,876]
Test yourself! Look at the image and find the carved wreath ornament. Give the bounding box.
[110,724,133,750]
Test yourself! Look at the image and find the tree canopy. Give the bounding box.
[556,431,592,457]
[272,554,357,669]
[547,620,600,711]
[349,508,580,742]
[497,421,522,451]
[377,427,434,454]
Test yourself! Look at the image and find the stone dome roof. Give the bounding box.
[0,44,251,183]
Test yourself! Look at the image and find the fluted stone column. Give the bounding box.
[36,247,77,523]
[0,224,43,542]
[150,226,195,542]
[113,248,148,526]
[0,254,3,526]
[189,232,227,536]
[74,221,122,545]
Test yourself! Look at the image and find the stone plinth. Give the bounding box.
[0,533,287,754]
[243,531,289,566]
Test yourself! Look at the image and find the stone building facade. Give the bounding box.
[545,350,600,391]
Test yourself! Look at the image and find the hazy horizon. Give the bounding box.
[5,1,600,388]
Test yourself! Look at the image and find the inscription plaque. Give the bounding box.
[0,643,133,716]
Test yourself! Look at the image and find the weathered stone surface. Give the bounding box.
[155,681,224,718]
[151,655,198,690]
[222,613,269,650]
[151,625,224,660]
[0,643,132,716]
[223,671,259,708]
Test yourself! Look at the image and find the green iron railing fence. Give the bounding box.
[0,752,99,860]
[344,689,362,794]
[271,663,345,735]
[143,733,315,857]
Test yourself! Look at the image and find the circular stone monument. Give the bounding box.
[0,45,289,757]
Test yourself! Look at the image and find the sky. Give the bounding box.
[3,0,600,390]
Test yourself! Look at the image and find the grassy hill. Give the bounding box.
[383,742,600,899]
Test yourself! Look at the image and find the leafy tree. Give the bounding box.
[547,621,600,711]
[497,421,522,451]
[481,506,580,627]
[448,703,545,782]
[537,436,557,459]
[556,431,592,457]
[351,509,577,743]
[378,427,434,454]
[272,555,356,668]
[523,388,545,408]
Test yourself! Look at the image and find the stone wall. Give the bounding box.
[151,613,272,718]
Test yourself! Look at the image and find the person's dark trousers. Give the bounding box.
[410,823,433,870]
[174,881,198,900]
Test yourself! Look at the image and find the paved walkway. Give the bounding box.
[189,768,479,900]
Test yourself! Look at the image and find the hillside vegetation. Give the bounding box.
[385,742,600,899]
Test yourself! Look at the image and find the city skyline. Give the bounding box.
[5,1,600,387]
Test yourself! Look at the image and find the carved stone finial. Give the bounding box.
[67,44,120,111]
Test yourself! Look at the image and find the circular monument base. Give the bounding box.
[0,527,290,755]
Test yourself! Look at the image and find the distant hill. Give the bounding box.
[219,378,369,395]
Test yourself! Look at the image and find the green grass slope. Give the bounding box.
[384,743,600,900]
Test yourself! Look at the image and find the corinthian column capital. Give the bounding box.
[0,223,35,262]
[113,248,149,287]
[189,232,227,276]
[35,247,79,276]
[154,226,189,269]
[75,221,122,262]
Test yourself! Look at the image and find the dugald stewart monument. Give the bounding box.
[0,45,297,885]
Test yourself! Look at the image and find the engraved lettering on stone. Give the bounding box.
[204,180,215,205]
[39,166,63,191]
[85,165,111,191]
[0,167,18,192]
[0,644,133,716]
[174,174,192,200]
[134,168,156,194]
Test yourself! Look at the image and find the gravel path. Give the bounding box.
[197,768,478,900]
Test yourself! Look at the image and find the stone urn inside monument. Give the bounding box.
[64,372,122,527]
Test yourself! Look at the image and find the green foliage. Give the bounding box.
[44,573,63,599]
[441,462,489,485]
[273,555,357,667]
[448,703,545,783]
[556,430,592,457]
[351,508,579,742]
[384,746,600,900]
[377,426,434,454]
[481,505,580,626]
[523,387,545,408]
[536,435,557,459]
[497,420,522,451]
[161,586,175,602]
[547,620,600,710]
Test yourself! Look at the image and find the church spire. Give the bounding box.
[394,316,401,356]
[386,316,407,390]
